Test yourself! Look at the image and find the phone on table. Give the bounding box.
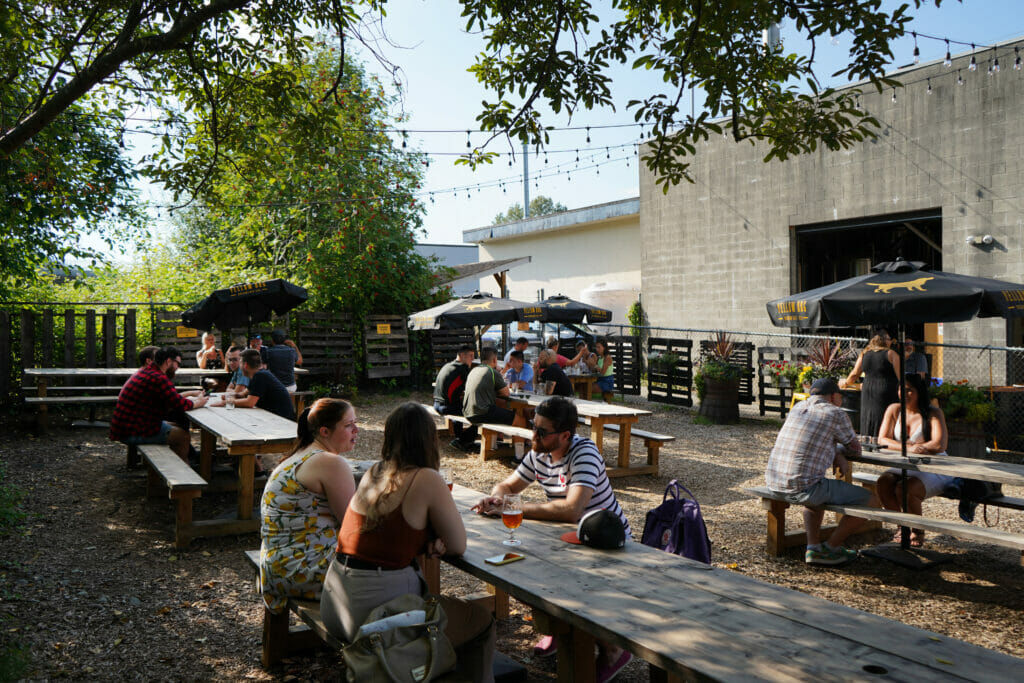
[484,552,525,566]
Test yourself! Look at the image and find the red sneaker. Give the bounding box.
[596,650,633,683]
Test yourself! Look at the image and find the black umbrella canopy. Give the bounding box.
[537,294,613,324]
[182,279,308,331]
[408,291,545,330]
[767,260,1024,328]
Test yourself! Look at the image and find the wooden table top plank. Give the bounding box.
[849,450,1024,487]
[447,486,1023,682]
[186,406,297,447]
[24,367,230,378]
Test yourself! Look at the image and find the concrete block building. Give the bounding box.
[640,38,1024,352]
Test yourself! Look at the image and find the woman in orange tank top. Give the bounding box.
[320,403,495,682]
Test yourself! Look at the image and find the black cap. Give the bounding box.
[560,509,626,549]
[810,377,840,395]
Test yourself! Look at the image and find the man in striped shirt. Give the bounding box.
[472,395,633,680]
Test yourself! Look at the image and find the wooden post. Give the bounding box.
[19,309,34,371]
[0,311,9,400]
[41,309,53,367]
[84,309,97,367]
[124,309,137,368]
[103,309,116,367]
[63,309,75,366]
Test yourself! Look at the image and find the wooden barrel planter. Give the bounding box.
[946,419,988,459]
[698,377,740,424]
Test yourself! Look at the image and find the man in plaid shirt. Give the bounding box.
[766,377,876,565]
[110,346,207,461]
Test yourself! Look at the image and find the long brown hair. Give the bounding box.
[289,398,353,456]
[863,332,891,353]
[362,403,439,530]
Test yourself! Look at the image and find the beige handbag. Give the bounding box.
[342,593,457,683]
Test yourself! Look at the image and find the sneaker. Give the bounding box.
[958,498,979,523]
[596,650,633,683]
[532,635,557,658]
[805,543,858,566]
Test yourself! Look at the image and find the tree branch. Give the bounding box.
[1,0,251,158]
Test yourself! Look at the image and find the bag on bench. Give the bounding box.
[942,477,1004,523]
[641,480,712,564]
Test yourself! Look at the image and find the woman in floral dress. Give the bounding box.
[260,399,358,612]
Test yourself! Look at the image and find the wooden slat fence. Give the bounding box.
[364,315,411,379]
[429,329,475,372]
[646,337,693,406]
[757,346,810,419]
[293,311,355,382]
[608,334,642,396]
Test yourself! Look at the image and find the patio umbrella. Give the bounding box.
[766,259,1024,565]
[182,278,308,331]
[536,293,613,324]
[408,291,545,330]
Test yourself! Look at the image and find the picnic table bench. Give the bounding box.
[139,444,208,548]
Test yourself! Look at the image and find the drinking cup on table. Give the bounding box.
[439,467,453,491]
[226,392,235,409]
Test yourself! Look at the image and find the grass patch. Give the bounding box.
[692,415,715,426]
[0,642,29,682]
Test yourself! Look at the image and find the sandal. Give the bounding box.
[910,531,925,548]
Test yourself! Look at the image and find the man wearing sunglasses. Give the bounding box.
[472,395,632,679]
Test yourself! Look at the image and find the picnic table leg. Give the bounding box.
[649,665,685,683]
[35,378,48,432]
[238,454,255,520]
[420,555,441,594]
[617,421,633,470]
[766,499,789,557]
[199,429,215,481]
[556,622,595,681]
[590,417,606,452]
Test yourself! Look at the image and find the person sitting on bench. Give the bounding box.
[212,349,295,420]
[464,347,526,428]
[765,377,877,566]
[472,396,633,681]
[110,346,208,462]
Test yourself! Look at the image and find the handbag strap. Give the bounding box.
[366,624,444,683]
[663,479,682,504]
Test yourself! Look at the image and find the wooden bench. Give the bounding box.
[291,390,315,414]
[243,550,343,666]
[139,444,208,549]
[746,485,1024,564]
[477,423,533,461]
[421,403,473,434]
[580,418,674,477]
[242,550,520,681]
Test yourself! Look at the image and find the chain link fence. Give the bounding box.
[592,322,1024,452]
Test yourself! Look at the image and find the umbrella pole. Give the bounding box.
[898,325,910,550]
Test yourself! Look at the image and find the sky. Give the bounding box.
[126,0,1024,250]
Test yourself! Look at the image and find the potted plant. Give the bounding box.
[696,331,742,423]
[796,338,855,391]
[760,360,801,388]
[932,379,995,459]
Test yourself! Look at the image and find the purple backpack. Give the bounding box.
[640,480,712,564]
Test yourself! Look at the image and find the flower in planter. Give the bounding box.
[695,331,742,400]
[796,339,855,389]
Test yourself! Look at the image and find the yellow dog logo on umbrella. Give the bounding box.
[864,276,933,294]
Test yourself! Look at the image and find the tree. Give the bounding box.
[461,1,940,188]
[0,90,145,297]
[172,46,442,319]
[492,195,568,224]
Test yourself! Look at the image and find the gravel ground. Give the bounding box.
[0,389,1022,681]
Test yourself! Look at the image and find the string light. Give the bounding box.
[586,126,591,143]
[992,47,1000,74]
[957,69,964,85]
[944,39,952,67]
[465,130,470,148]
[969,44,977,71]
[926,78,932,94]
[912,32,920,64]
[1016,47,1022,71]
[891,88,897,103]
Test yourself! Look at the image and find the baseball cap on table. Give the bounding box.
[809,377,840,395]
[561,509,626,549]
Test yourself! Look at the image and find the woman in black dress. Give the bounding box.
[841,330,900,437]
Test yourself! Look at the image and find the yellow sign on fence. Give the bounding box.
[376,323,391,335]
[176,326,198,338]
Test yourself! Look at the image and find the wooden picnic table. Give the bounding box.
[184,406,297,540]
[435,485,1022,682]
[567,372,598,399]
[848,448,1024,487]
[507,392,653,476]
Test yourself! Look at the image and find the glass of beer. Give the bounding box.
[439,467,453,491]
[502,493,523,547]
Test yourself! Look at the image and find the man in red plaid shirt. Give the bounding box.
[110,346,208,461]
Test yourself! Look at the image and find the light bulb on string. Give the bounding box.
[575,149,579,163]
[927,78,932,94]
[586,126,591,143]
[605,147,610,159]
[957,69,964,85]
[912,32,920,64]
[466,130,471,148]
[1015,47,1022,70]
[969,44,977,71]
[891,88,897,103]
[992,48,1000,74]
[944,39,952,67]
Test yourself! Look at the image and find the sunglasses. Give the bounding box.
[532,425,561,438]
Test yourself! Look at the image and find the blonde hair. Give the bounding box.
[864,333,890,352]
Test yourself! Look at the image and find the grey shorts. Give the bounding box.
[779,478,871,508]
